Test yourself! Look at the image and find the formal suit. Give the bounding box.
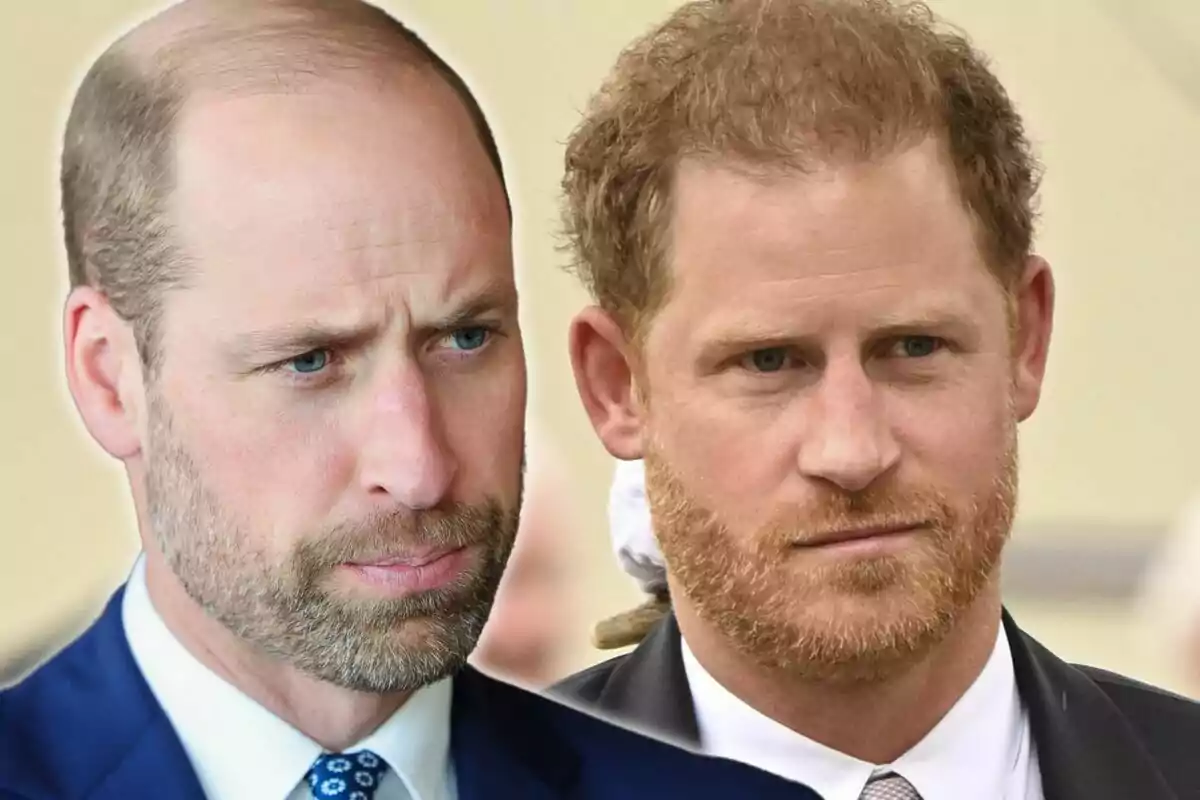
[0,588,822,800]
[553,612,1200,800]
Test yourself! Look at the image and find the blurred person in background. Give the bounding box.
[588,458,671,652]
[0,2,823,799]
[471,436,576,688]
[1136,495,1200,698]
[551,1,1200,798]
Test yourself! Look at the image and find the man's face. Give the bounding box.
[140,74,525,693]
[638,139,1040,682]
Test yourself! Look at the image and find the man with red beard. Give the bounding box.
[553,1,1200,799]
[0,3,824,799]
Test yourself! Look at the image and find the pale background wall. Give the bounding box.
[2,0,1198,690]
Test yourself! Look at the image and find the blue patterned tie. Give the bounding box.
[306,750,390,800]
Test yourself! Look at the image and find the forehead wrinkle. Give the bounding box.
[674,192,972,284]
[304,253,515,320]
[323,210,511,258]
[677,257,924,307]
[685,278,981,348]
[177,186,507,298]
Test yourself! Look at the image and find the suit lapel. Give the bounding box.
[591,615,701,748]
[451,667,579,800]
[1004,613,1177,800]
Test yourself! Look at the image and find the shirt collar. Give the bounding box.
[122,554,453,800]
[682,623,1027,800]
[895,627,1025,800]
[356,673,453,800]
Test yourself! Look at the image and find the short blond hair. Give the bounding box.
[561,0,1041,340]
[61,0,506,367]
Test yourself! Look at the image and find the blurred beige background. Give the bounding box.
[2,0,1198,690]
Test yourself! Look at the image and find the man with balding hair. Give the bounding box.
[0,3,821,799]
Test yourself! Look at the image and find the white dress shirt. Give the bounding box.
[682,627,1045,800]
[122,556,457,800]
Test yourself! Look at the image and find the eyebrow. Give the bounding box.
[697,307,977,358]
[228,322,378,363]
[862,308,977,338]
[226,281,519,363]
[433,282,519,332]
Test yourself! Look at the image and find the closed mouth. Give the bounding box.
[796,522,925,548]
[346,546,467,568]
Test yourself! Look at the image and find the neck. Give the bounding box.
[142,548,411,751]
[677,581,1003,764]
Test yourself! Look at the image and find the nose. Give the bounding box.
[796,359,900,493]
[357,367,458,510]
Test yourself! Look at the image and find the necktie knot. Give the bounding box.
[859,771,923,800]
[306,749,389,800]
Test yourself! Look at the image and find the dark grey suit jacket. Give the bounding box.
[552,612,1200,800]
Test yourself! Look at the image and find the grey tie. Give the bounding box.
[858,772,923,800]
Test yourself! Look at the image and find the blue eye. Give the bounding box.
[449,326,490,352]
[746,347,789,373]
[289,349,329,373]
[895,336,941,358]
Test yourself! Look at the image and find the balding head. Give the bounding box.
[61,0,506,365]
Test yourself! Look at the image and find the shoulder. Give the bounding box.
[0,623,98,742]
[1078,664,1200,771]
[458,669,814,797]
[0,591,159,799]
[0,634,101,798]
[460,666,673,757]
[1082,664,1200,723]
[549,652,631,705]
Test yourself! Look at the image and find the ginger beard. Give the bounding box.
[644,423,1018,685]
[143,388,521,694]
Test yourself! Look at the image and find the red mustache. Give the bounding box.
[755,488,954,549]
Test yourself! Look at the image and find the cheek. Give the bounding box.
[433,356,527,498]
[169,385,354,536]
[649,390,794,534]
[891,382,1012,494]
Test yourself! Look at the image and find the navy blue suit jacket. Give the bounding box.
[0,589,820,799]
